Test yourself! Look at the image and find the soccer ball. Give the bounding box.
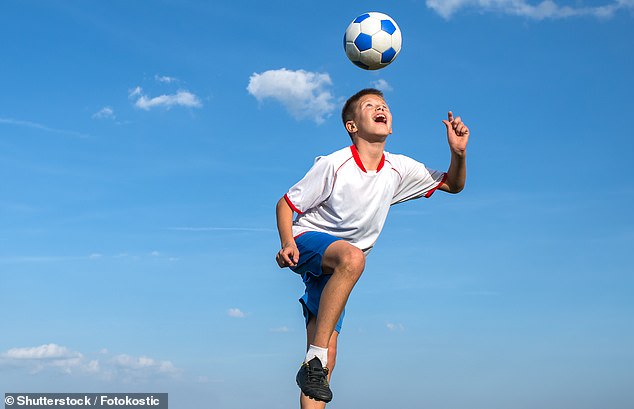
[343,12,402,70]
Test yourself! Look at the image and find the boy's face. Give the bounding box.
[348,94,393,139]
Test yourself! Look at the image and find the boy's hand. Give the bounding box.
[276,242,299,268]
[442,111,469,157]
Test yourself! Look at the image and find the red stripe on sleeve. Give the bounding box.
[424,173,448,198]
[284,193,303,214]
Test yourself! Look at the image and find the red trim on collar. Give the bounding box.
[349,145,385,173]
[377,154,385,172]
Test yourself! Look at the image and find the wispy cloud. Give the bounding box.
[0,117,89,138]
[129,86,142,98]
[130,87,202,111]
[247,68,336,124]
[154,74,178,84]
[426,0,634,20]
[92,106,115,120]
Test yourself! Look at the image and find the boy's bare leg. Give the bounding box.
[296,240,363,403]
[311,240,365,349]
[301,317,339,409]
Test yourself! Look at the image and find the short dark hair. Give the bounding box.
[341,88,385,127]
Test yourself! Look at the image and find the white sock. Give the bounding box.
[305,344,328,367]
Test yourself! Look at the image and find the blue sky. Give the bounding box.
[1,1,633,408]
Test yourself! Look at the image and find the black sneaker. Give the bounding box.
[296,357,332,402]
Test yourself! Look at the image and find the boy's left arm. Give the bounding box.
[438,111,470,194]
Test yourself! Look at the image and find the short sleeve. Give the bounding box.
[285,156,336,214]
[389,154,447,205]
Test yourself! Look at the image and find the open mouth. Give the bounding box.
[373,113,387,123]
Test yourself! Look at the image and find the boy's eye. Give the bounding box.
[365,103,388,110]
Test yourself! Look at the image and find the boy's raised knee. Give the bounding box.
[341,245,365,276]
[323,241,365,279]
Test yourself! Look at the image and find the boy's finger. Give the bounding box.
[447,111,454,122]
[285,248,299,266]
[276,254,287,268]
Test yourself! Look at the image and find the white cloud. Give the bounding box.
[4,344,80,360]
[0,344,181,379]
[92,106,115,120]
[130,87,202,111]
[1,344,85,374]
[112,354,181,376]
[372,79,393,92]
[227,308,246,318]
[247,68,336,124]
[426,0,634,20]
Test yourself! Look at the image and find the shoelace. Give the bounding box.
[306,365,329,384]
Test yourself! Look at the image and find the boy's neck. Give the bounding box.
[352,137,386,171]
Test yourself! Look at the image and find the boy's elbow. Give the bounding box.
[443,173,466,194]
[446,182,465,194]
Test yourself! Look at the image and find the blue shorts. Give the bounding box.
[290,231,345,333]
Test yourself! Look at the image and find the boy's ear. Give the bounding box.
[345,120,357,134]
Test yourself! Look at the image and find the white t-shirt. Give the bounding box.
[285,145,446,254]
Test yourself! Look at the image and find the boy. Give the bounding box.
[275,88,470,407]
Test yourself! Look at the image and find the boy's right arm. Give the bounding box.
[275,197,299,268]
